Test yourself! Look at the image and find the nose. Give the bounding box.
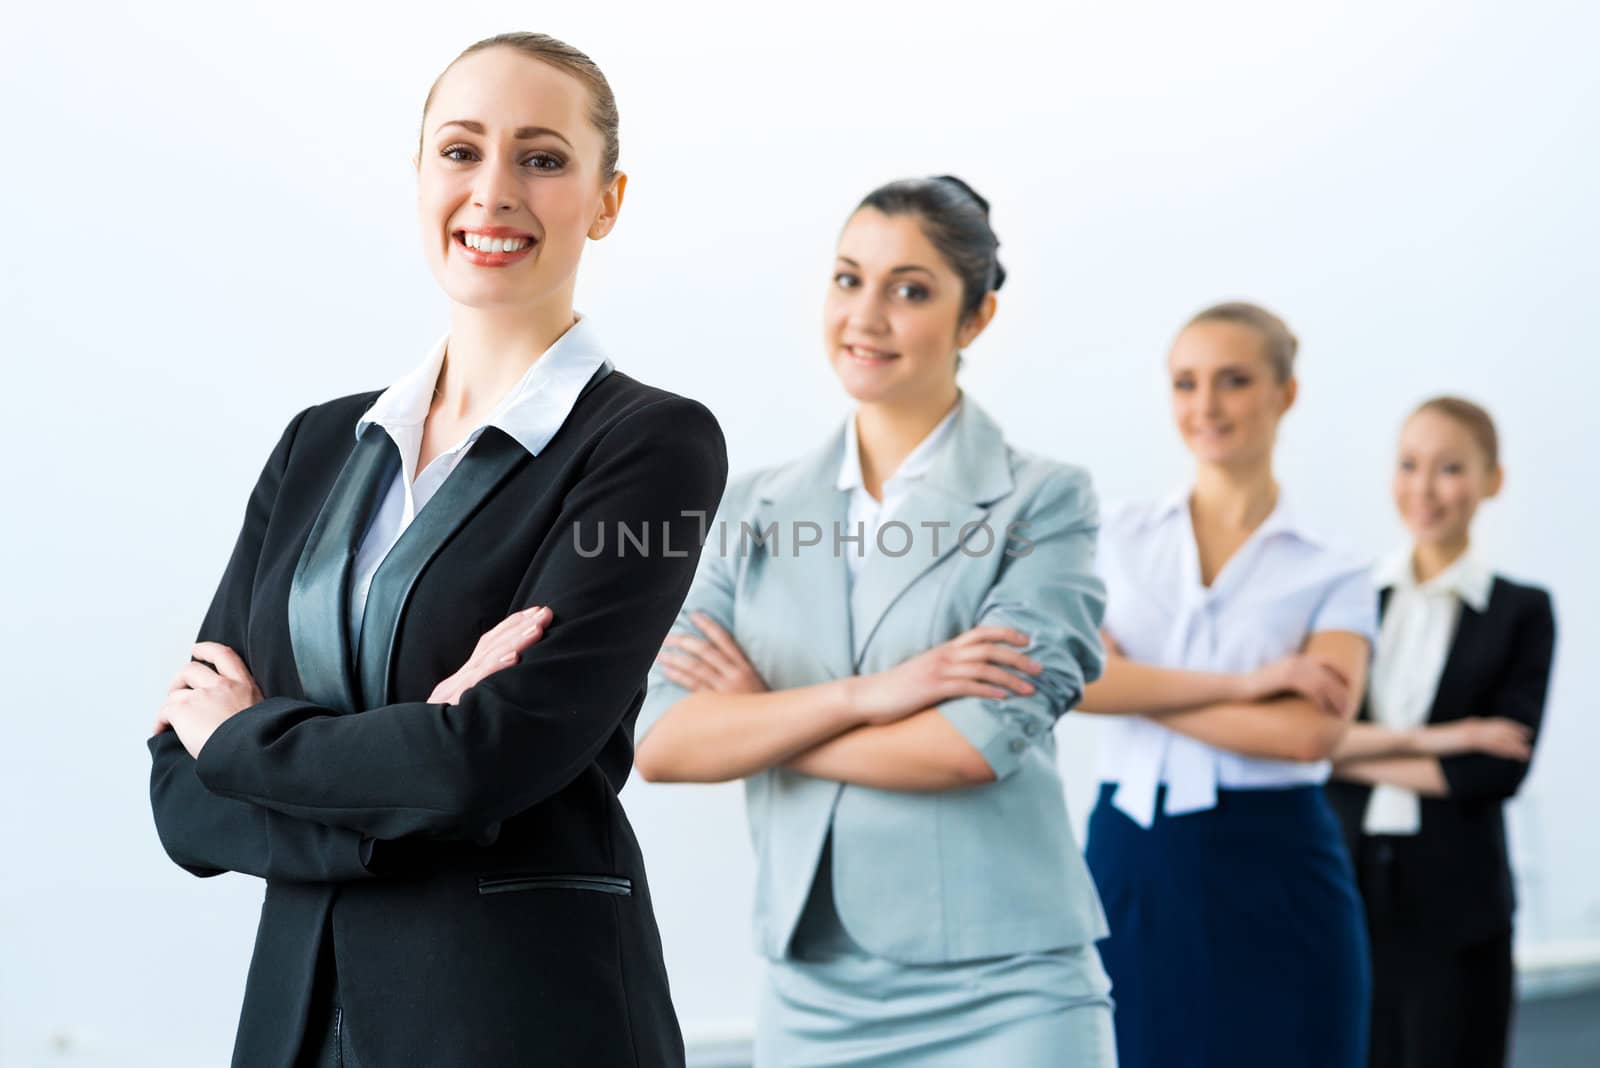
[472,159,523,214]
[846,290,891,336]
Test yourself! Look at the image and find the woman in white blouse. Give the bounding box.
[1325,397,1556,1068]
[1077,301,1376,1068]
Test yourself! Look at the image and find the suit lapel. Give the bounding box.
[354,360,614,709]
[288,427,400,714]
[356,428,528,707]
[831,394,1013,671]
[1425,588,1491,725]
[750,428,856,682]
[847,483,988,668]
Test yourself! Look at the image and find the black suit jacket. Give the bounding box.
[1326,574,1556,946]
[147,363,728,1067]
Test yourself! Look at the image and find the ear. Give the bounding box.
[588,171,628,240]
[410,151,420,173]
[956,291,999,349]
[1485,463,1505,499]
[1280,375,1299,415]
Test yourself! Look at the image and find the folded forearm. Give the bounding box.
[784,708,995,791]
[1157,697,1348,762]
[149,730,377,881]
[1330,755,1448,795]
[636,680,861,783]
[1331,722,1422,762]
[1077,655,1244,716]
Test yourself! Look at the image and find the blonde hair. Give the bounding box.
[1184,301,1299,382]
[1413,395,1500,469]
[418,32,620,183]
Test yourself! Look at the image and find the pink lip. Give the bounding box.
[844,343,898,360]
[452,230,537,268]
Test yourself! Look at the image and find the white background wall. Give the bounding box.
[2,0,1596,1062]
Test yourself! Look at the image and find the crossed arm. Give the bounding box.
[148,398,729,878]
[635,469,1107,791]
[1076,629,1372,763]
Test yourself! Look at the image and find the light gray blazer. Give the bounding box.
[637,393,1110,964]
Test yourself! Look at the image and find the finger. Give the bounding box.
[489,605,550,640]
[945,678,1012,701]
[491,616,548,656]
[691,612,751,666]
[949,661,1037,696]
[177,663,221,691]
[664,634,738,679]
[661,662,709,693]
[956,642,1044,675]
[660,651,719,691]
[956,625,1031,648]
[192,642,250,683]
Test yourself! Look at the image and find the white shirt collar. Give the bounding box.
[355,313,612,458]
[835,395,963,493]
[1150,482,1321,548]
[1375,544,1492,612]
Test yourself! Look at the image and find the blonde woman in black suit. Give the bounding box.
[1326,396,1557,1068]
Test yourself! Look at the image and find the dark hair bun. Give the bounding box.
[933,174,991,216]
[855,175,1007,317]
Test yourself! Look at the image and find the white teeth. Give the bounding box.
[461,233,531,253]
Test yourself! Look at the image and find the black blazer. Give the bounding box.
[1326,574,1556,946]
[147,362,728,1068]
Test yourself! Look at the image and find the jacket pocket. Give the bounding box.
[476,873,633,897]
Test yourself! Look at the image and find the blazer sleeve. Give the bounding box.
[1439,587,1557,801]
[935,465,1108,781]
[148,405,380,881]
[633,469,760,745]
[192,397,730,845]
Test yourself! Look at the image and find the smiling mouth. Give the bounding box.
[453,231,538,254]
[845,344,899,361]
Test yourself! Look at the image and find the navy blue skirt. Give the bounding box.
[1086,783,1370,1068]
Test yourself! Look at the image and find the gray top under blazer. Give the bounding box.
[637,393,1111,965]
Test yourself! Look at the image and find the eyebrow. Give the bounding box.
[836,256,936,277]
[433,119,573,148]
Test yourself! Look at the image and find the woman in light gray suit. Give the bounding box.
[635,177,1118,1067]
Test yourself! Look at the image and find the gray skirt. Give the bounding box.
[755,838,1117,1067]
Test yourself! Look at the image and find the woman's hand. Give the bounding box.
[1414,717,1533,760]
[152,642,266,758]
[1242,653,1353,716]
[657,611,770,695]
[428,606,552,705]
[846,625,1042,726]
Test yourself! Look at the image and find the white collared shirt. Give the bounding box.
[833,396,962,583]
[1362,545,1493,834]
[347,314,612,647]
[1094,487,1378,828]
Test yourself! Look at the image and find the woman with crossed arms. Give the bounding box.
[633,176,1117,1066]
[1327,397,1556,1068]
[1077,301,1376,1068]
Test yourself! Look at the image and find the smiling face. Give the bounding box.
[414,47,623,314]
[824,207,994,407]
[1392,407,1502,548]
[1167,319,1296,468]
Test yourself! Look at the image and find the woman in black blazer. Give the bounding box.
[1326,396,1556,1068]
[145,33,727,1068]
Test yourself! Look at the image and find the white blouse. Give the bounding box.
[347,314,612,648]
[833,396,961,584]
[1095,487,1378,828]
[1363,545,1492,835]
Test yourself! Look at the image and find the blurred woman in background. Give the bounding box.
[1327,397,1557,1068]
[1078,301,1376,1068]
